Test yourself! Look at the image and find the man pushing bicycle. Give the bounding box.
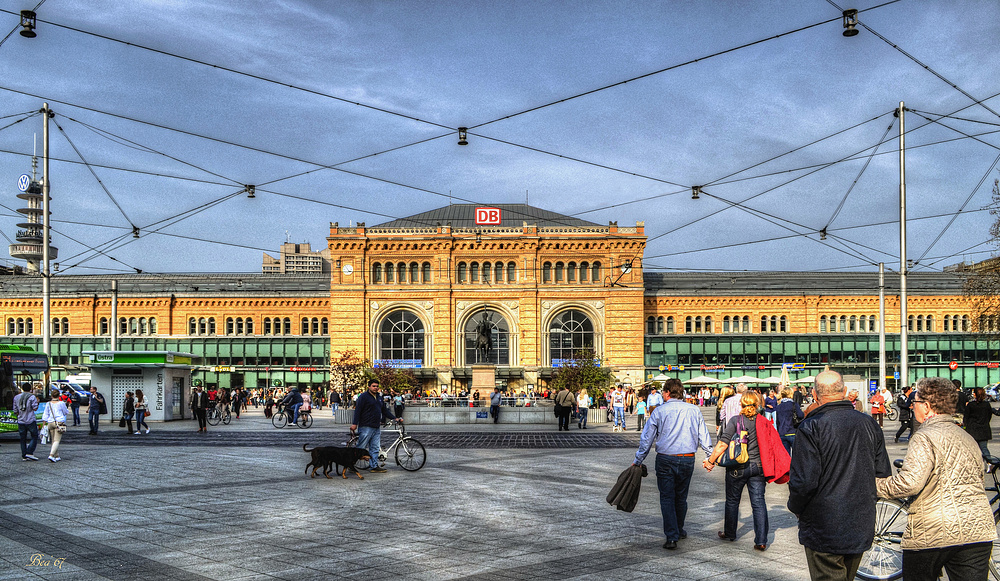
[351,379,401,473]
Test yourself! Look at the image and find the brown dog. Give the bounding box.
[303,444,370,479]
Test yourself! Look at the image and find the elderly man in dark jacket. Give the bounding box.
[787,371,891,581]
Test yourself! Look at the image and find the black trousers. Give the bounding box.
[556,407,572,430]
[194,408,207,429]
[895,417,913,440]
[804,548,864,581]
[903,542,992,581]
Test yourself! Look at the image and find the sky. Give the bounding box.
[0,0,998,276]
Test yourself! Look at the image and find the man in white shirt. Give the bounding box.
[647,387,664,414]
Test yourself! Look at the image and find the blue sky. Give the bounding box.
[0,0,998,275]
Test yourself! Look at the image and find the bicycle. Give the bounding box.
[884,403,898,422]
[855,458,1000,580]
[347,420,426,471]
[271,405,313,428]
[206,404,231,426]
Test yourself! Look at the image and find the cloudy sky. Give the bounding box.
[0,0,998,275]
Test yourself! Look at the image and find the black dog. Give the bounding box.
[303,444,371,479]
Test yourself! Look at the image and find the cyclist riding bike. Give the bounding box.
[280,387,304,425]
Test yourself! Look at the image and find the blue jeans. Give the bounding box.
[291,402,302,425]
[18,422,38,457]
[654,454,695,542]
[780,434,795,455]
[356,425,381,469]
[613,406,625,427]
[88,410,101,433]
[71,404,81,426]
[578,407,588,428]
[724,462,769,546]
[330,403,338,416]
[135,410,148,431]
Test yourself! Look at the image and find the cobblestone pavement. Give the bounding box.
[0,407,990,580]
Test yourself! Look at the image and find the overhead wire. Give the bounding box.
[53,118,136,227]
[823,120,896,230]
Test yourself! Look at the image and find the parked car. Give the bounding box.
[50,380,89,405]
[985,383,1000,402]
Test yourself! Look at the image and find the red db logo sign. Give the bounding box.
[949,360,958,371]
[475,207,501,225]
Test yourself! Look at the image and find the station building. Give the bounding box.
[0,203,991,397]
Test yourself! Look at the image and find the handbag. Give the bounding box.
[119,416,127,428]
[56,422,67,433]
[144,410,150,417]
[717,417,749,467]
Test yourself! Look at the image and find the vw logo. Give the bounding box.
[17,174,30,192]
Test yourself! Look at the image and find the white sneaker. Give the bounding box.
[145,428,150,434]
[25,455,39,461]
[133,431,141,435]
[48,456,56,462]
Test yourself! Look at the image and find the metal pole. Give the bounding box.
[898,102,909,390]
[42,103,50,357]
[111,280,118,351]
[879,262,886,393]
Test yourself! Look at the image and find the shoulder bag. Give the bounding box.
[716,416,749,467]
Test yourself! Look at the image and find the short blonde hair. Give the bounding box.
[740,392,760,418]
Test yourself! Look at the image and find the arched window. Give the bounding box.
[820,316,828,333]
[580,262,589,283]
[312,318,319,335]
[868,316,876,332]
[236,318,245,335]
[372,263,382,284]
[666,316,675,334]
[457,262,467,284]
[397,263,406,284]
[282,318,290,335]
[555,262,564,283]
[471,262,480,283]
[464,309,510,365]
[129,317,139,335]
[705,316,713,333]
[592,262,601,283]
[567,262,577,282]
[229,318,237,335]
[507,261,516,283]
[962,315,970,332]
[908,315,915,332]
[839,316,847,333]
[542,262,552,283]
[695,316,703,333]
[926,315,934,332]
[188,317,197,335]
[422,262,431,283]
[7,318,15,335]
[656,316,665,335]
[301,318,309,335]
[410,262,419,284]
[495,262,503,284]
[120,318,128,335]
[320,318,328,334]
[25,319,32,335]
[263,318,272,335]
[51,318,60,335]
[482,262,491,283]
[944,315,952,331]
[849,315,857,332]
[379,310,425,365]
[199,318,208,335]
[385,263,394,283]
[243,318,250,335]
[741,316,750,333]
[686,316,693,333]
[760,316,768,333]
[647,316,656,335]
[209,318,216,335]
[549,309,595,364]
[100,317,109,335]
[62,317,70,335]
[779,316,787,333]
[917,315,925,332]
[723,316,731,333]
[16,318,24,335]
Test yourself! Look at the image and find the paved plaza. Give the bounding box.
[0,407,991,580]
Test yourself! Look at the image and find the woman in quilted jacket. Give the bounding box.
[876,376,996,581]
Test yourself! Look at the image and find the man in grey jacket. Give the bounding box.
[14,383,39,460]
[489,387,502,424]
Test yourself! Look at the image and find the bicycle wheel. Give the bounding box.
[297,413,313,428]
[855,499,907,581]
[222,410,232,425]
[395,437,426,471]
[271,413,287,428]
[347,436,373,470]
[207,409,221,426]
[886,408,897,422]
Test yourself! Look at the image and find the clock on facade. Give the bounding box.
[342,264,354,275]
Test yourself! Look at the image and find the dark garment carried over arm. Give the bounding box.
[607,463,648,513]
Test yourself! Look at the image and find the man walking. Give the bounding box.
[787,371,891,581]
[87,386,106,435]
[646,385,663,415]
[490,387,502,424]
[610,385,626,430]
[632,378,713,550]
[14,383,39,460]
[351,379,400,473]
[191,385,209,432]
[894,385,914,443]
[329,387,341,416]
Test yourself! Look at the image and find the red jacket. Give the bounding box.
[756,415,791,484]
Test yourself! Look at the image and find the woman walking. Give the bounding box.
[576,388,589,429]
[964,387,1000,457]
[43,389,68,462]
[774,387,803,454]
[876,377,996,580]
[869,388,886,427]
[134,389,150,434]
[122,391,135,434]
[704,392,789,551]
